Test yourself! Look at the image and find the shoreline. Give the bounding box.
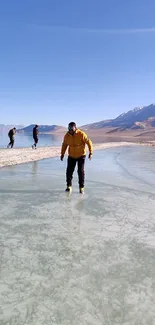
[0,142,153,169]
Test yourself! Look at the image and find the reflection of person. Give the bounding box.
[32,161,38,176]
[7,127,16,148]
[60,122,93,194]
[32,125,39,149]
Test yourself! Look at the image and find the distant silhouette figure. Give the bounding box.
[7,128,16,148]
[32,125,39,149]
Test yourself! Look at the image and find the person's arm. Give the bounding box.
[60,134,68,160]
[82,132,93,158]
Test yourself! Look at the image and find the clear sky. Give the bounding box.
[0,0,155,126]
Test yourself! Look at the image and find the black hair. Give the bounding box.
[68,122,76,127]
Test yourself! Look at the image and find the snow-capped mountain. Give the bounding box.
[81,104,155,129]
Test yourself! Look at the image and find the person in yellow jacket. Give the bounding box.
[60,122,93,193]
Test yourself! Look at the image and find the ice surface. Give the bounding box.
[1,146,155,325]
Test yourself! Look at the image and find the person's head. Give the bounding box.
[68,122,77,135]
[35,124,39,128]
[13,127,16,131]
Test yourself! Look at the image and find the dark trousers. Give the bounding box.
[66,155,86,188]
[33,137,38,147]
[8,137,14,148]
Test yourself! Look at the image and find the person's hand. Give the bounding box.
[88,153,92,160]
[60,155,64,161]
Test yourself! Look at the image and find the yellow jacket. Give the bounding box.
[61,129,93,158]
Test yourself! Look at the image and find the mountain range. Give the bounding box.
[0,124,24,131]
[18,124,66,133]
[2,104,155,142]
[80,104,155,142]
[81,104,155,130]
[17,104,155,134]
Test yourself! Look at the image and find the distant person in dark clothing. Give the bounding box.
[32,125,39,149]
[7,128,16,148]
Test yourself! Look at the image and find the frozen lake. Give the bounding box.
[0,146,155,325]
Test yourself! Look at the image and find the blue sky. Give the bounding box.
[0,0,155,126]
